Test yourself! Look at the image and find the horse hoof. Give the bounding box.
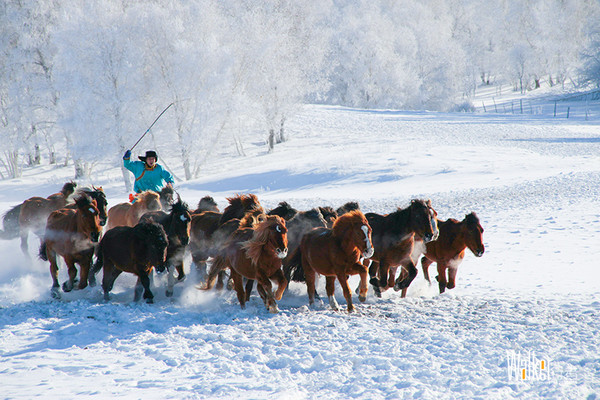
[88,277,96,287]
[347,307,355,313]
[146,298,154,304]
[268,305,279,314]
[369,277,380,287]
[62,282,73,292]
[177,275,186,283]
[166,290,173,297]
[359,295,367,303]
[51,287,61,299]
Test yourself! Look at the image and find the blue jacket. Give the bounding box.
[123,157,174,193]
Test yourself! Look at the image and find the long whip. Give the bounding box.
[130,102,174,151]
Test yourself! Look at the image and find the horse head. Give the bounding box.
[159,186,175,210]
[463,212,485,257]
[140,191,162,212]
[408,199,439,243]
[196,195,219,213]
[221,193,264,224]
[61,181,78,198]
[89,186,108,226]
[74,194,102,243]
[318,206,338,228]
[333,210,374,259]
[169,198,191,246]
[247,215,288,263]
[133,221,169,271]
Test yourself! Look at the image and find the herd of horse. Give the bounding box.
[0,181,485,313]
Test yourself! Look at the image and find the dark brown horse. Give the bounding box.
[193,195,220,213]
[366,199,439,297]
[92,221,168,303]
[138,198,192,297]
[203,215,288,313]
[189,193,264,274]
[421,212,485,294]
[15,181,77,254]
[106,190,162,229]
[39,195,102,298]
[336,201,360,216]
[287,210,374,312]
[318,206,338,228]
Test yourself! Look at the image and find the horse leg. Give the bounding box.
[166,262,176,297]
[230,270,246,309]
[325,276,340,311]
[77,253,93,290]
[369,260,388,292]
[20,231,29,256]
[47,249,61,299]
[138,270,154,304]
[62,256,78,292]
[244,279,254,302]
[421,256,433,283]
[304,263,317,306]
[394,261,418,291]
[256,269,278,313]
[447,266,458,290]
[348,262,369,302]
[436,264,448,294]
[336,273,354,313]
[101,260,121,301]
[271,269,288,301]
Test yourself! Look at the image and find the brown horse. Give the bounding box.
[92,221,168,303]
[267,201,298,221]
[189,193,264,274]
[287,210,374,312]
[159,186,175,210]
[39,195,102,298]
[137,198,192,297]
[16,181,78,254]
[203,215,288,313]
[106,190,162,229]
[366,199,439,297]
[421,212,485,294]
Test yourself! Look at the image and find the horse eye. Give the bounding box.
[276,225,282,233]
[89,208,96,214]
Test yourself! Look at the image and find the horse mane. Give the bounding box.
[318,206,338,221]
[133,221,167,249]
[268,201,298,220]
[243,215,285,266]
[336,201,360,216]
[169,198,190,215]
[60,181,77,197]
[332,210,368,257]
[464,212,479,225]
[220,194,263,224]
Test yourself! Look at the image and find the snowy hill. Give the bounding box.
[0,100,599,399]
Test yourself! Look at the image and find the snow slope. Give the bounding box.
[0,102,599,399]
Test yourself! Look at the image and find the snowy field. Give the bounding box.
[1,99,599,399]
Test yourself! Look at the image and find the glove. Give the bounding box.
[123,149,131,159]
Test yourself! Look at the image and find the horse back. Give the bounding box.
[424,218,465,262]
[300,227,341,274]
[107,202,132,229]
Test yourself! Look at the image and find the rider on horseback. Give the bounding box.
[123,150,174,195]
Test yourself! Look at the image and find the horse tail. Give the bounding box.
[0,204,21,240]
[91,241,104,276]
[39,241,48,261]
[202,254,228,290]
[284,247,305,282]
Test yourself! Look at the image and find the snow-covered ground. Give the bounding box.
[1,94,599,399]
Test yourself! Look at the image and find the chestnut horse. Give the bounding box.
[106,190,162,229]
[38,195,102,298]
[137,199,192,297]
[189,193,264,274]
[92,221,168,303]
[16,181,78,255]
[366,199,439,297]
[202,215,288,313]
[287,210,374,312]
[421,212,485,294]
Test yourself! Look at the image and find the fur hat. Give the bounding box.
[139,150,158,162]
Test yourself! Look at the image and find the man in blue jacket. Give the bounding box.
[123,150,174,194]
